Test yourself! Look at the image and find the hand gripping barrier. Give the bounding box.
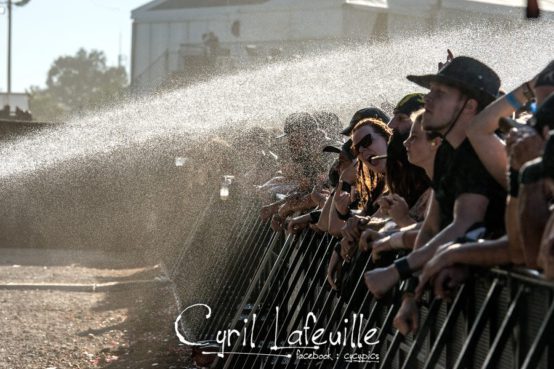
[172,204,554,369]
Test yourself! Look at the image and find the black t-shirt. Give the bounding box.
[432,138,506,236]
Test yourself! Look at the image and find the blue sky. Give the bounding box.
[0,0,148,92]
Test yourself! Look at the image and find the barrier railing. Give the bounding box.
[175,206,554,369]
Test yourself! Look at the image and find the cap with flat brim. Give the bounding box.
[322,139,354,161]
[394,93,425,115]
[322,144,342,154]
[407,56,500,107]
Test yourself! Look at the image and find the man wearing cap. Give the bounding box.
[286,140,356,235]
[388,93,425,134]
[277,112,331,190]
[417,118,554,294]
[260,112,331,226]
[408,81,554,312]
[364,56,507,335]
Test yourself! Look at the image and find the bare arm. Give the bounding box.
[416,236,511,298]
[408,193,489,271]
[538,211,554,279]
[505,196,525,265]
[519,180,550,268]
[315,193,334,233]
[328,191,347,237]
[278,194,316,218]
[466,83,531,189]
[328,181,351,237]
[414,191,440,249]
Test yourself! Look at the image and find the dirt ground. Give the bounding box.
[0,248,193,369]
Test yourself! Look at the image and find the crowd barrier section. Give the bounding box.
[173,202,554,369]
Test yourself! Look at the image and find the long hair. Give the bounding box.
[385,131,431,207]
[351,118,392,212]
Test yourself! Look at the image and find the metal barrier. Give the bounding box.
[175,207,554,369]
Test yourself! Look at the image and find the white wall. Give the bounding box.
[0,93,29,112]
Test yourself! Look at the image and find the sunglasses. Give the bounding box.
[351,133,373,156]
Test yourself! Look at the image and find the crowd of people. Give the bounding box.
[253,52,554,336]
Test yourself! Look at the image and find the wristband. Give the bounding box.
[335,208,351,221]
[309,210,321,224]
[394,257,413,280]
[505,92,523,111]
[520,160,544,185]
[508,168,519,197]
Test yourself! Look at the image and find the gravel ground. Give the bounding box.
[0,249,193,369]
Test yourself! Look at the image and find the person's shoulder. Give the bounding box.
[458,138,477,152]
[454,138,482,161]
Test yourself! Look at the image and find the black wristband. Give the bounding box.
[520,160,544,185]
[309,210,321,224]
[336,208,351,221]
[508,168,519,197]
[394,257,413,280]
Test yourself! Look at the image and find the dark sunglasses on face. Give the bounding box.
[351,133,373,156]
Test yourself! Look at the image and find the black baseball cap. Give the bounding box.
[393,93,425,115]
[341,107,390,136]
[322,139,355,161]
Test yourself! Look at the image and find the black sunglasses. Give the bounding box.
[351,133,373,156]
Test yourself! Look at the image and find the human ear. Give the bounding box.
[465,98,479,114]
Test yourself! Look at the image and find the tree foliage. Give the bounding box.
[29,48,128,122]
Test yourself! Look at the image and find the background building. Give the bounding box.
[131,0,554,91]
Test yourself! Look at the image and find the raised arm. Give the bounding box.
[466,80,535,188]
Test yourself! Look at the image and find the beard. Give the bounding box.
[422,100,467,135]
[421,111,452,133]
